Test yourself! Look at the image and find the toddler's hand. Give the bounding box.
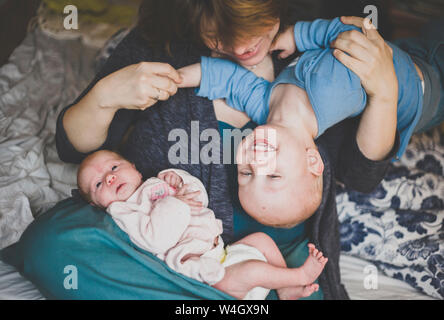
[175,184,203,213]
[177,63,202,88]
[270,25,297,59]
[158,171,183,190]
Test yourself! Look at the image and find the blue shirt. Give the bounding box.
[197,18,424,159]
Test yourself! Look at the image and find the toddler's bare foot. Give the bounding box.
[298,243,328,284]
[278,283,319,300]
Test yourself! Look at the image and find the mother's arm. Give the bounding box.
[57,30,181,162]
[329,17,399,192]
[332,17,398,161]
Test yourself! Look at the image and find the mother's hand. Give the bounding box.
[62,62,182,153]
[97,62,182,111]
[331,16,398,101]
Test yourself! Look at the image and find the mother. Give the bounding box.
[3,0,398,299]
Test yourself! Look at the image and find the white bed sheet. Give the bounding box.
[0,260,44,300]
[339,254,436,300]
[0,254,434,300]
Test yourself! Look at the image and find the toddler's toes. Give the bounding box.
[308,243,315,254]
[312,248,319,257]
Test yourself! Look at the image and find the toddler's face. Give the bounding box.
[78,151,143,208]
[236,125,319,227]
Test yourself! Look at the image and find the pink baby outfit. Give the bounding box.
[106,169,226,285]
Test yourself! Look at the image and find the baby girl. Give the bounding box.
[76,149,328,300]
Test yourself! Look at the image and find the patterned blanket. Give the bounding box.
[337,129,444,299]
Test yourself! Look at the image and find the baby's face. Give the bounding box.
[78,151,143,208]
[236,125,316,227]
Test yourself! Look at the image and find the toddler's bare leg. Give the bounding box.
[212,233,327,300]
[233,232,287,268]
[234,233,327,285]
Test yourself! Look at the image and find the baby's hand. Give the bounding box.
[177,63,202,88]
[270,25,297,59]
[158,171,183,190]
[175,184,203,213]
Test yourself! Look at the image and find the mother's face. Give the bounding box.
[204,21,280,67]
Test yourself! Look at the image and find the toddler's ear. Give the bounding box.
[306,148,324,177]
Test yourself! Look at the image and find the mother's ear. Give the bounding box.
[306,148,324,177]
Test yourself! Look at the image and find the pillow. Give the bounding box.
[337,129,444,299]
[0,196,233,300]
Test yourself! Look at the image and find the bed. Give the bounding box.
[0,24,441,300]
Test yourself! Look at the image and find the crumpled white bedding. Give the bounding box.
[0,26,98,249]
[0,25,435,300]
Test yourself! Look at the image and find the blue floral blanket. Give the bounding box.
[337,128,444,299]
